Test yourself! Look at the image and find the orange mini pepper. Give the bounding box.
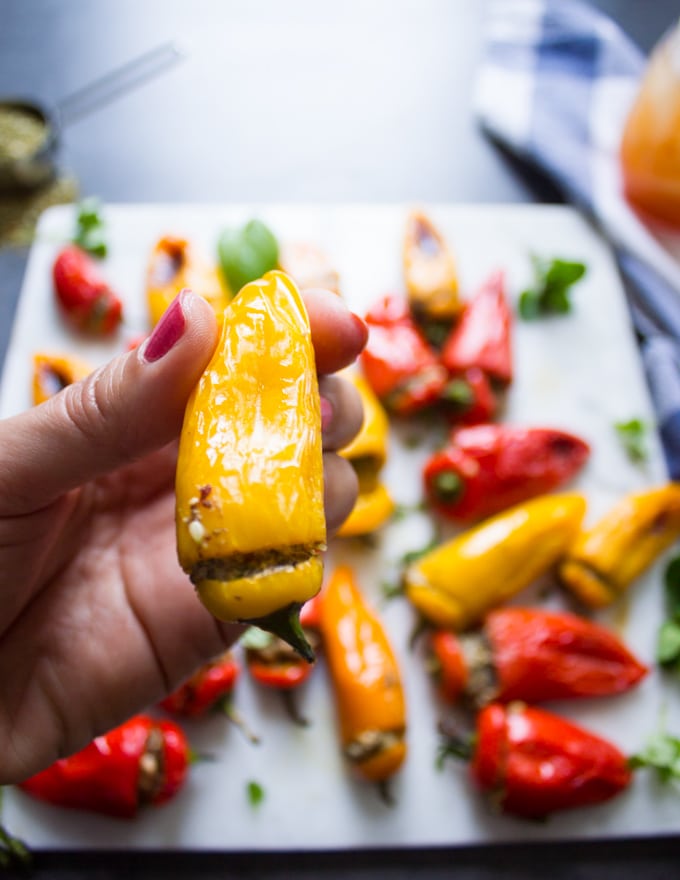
[32,352,92,405]
[319,565,407,787]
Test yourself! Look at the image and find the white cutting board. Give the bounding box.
[2,203,679,851]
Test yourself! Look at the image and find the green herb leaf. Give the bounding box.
[665,555,680,617]
[629,731,680,782]
[518,255,587,320]
[218,219,279,295]
[73,196,108,257]
[247,780,265,807]
[657,620,680,668]
[615,418,649,463]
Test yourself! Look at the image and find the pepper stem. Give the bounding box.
[245,603,315,663]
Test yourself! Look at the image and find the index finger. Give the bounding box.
[303,288,368,375]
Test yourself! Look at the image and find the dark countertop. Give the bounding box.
[2,1,680,877]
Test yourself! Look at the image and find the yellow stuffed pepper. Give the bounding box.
[146,235,228,328]
[558,483,680,608]
[403,209,461,322]
[335,370,395,537]
[175,271,326,660]
[32,352,92,405]
[404,493,586,630]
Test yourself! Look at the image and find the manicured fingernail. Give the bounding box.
[142,291,187,363]
[320,396,333,431]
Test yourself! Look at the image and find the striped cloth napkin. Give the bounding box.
[474,0,680,477]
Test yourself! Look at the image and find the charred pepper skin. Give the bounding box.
[402,210,461,323]
[441,269,513,387]
[559,483,680,608]
[146,235,227,329]
[319,565,407,785]
[423,424,591,524]
[470,703,631,819]
[429,607,648,707]
[336,370,395,537]
[175,271,326,660]
[32,352,92,405]
[18,715,189,818]
[160,651,241,717]
[404,493,587,630]
[52,245,123,336]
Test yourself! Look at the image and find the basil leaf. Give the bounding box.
[614,418,649,463]
[518,255,587,320]
[218,219,279,295]
[657,619,680,667]
[665,554,680,617]
[247,780,265,807]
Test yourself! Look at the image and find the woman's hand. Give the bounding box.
[0,288,366,784]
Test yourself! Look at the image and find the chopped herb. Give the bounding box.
[657,554,680,673]
[381,579,404,601]
[0,788,32,870]
[518,255,586,320]
[218,218,279,295]
[73,196,108,257]
[628,730,680,782]
[398,534,440,567]
[615,418,649,464]
[247,780,265,807]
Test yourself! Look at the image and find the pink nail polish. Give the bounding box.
[142,291,187,363]
[320,396,333,431]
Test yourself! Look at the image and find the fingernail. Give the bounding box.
[320,396,333,431]
[142,291,187,363]
[350,312,369,349]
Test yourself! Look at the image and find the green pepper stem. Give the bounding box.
[245,603,315,663]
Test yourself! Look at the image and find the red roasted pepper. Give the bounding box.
[429,607,648,707]
[160,651,241,717]
[440,366,498,426]
[360,293,448,415]
[423,424,591,523]
[441,269,513,387]
[52,245,123,335]
[444,702,631,819]
[19,715,189,818]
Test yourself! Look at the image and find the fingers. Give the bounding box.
[319,374,364,451]
[323,452,359,534]
[0,291,219,513]
[304,288,368,375]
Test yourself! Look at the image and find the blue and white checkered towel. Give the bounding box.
[474,0,680,478]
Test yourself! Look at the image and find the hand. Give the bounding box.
[0,288,367,784]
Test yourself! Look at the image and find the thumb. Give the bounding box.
[0,290,219,514]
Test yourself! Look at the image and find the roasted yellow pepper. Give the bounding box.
[404,493,586,629]
[175,271,326,659]
[403,209,461,321]
[319,564,407,786]
[558,483,680,608]
[336,370,395,537]
[146,235,228,328]
[32,352,92,405]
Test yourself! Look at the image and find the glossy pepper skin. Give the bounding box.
[468,703,631,819]
[52,244,123,336]
[175,271,325,660]
[319,565,407,784]
[559,483,680,608]
[336,370,395,537]
[360,293,448,416]
[429,607,648,708]
[160,651,241,717]
[146,235,227,329]
[404,493,587,630]
[32,352,92,405]
[441,269,513,387]
[423,424,591,524]
[402,210,461,322]
[440,366,498,426]
[19,715,189,818]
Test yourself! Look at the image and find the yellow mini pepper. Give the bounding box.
[32,352,92,405]
[146,235,227,329]
[336,370,395,537]
[404,493,586,630]
[558,483,680,608]
[403,209,461,322]
[175,270,326,659]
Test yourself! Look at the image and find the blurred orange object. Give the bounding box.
[620,23,680,230]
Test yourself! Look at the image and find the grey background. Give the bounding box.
[1,0,680,877]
